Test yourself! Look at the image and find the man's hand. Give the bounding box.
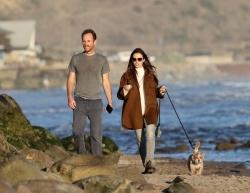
[68,98,76,110]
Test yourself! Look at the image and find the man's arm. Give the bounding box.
[102,73,112,107]
[67,71,76,109]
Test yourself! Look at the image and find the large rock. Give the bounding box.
[0,180,17,193]
[102,135,121,163]
[239,140,250,148]
[0,94,63,151]
[14,179,86,193]
[61,135,121,164]
[45,145,71,162]
[215,142,236,151]
[0,154,65,185]
[19,149,54,171]
[0,93,120,163]
[229,137,241,144]
[0,132,18,158]
[18,146,71,171]
[73,175,133,193]
[0,155,46,185]
[156,144,190,153]
[50,154,119,182]
[164,176,197,193]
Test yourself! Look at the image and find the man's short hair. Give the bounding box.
[81,29,97,41]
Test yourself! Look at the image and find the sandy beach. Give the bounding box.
[118,154,250,193]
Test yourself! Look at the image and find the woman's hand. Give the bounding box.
[159,86,167,95]
[124,84,133,91]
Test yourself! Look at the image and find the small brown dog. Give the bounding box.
[187,141,205,175]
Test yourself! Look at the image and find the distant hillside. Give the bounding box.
[1,0,250,62]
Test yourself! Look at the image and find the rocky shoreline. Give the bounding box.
[1,152,250,193]
[1,90,250,193]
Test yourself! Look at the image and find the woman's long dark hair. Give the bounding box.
[126,48,158,84]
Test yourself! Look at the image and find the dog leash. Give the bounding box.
[166,90,195,150]
[158,98,160,127]
[155,98,161,138]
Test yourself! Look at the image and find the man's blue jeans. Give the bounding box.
[72,97,103,155]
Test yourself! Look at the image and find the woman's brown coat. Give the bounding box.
[117,72,164,130]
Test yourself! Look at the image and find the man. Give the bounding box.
[67,29,112,155]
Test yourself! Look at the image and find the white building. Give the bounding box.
[0,20,40,66]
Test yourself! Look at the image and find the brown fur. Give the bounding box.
[187,141,205,175]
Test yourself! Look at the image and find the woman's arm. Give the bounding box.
[117,74,130,100]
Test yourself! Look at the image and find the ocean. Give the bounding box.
[2,77,250,166]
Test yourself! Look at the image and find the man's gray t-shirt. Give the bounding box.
[68,52,110,100]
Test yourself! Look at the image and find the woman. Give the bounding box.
[117,48,166,173]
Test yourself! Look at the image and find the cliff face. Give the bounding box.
[1,0,250,61]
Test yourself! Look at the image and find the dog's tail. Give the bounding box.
[193,141,200,153]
